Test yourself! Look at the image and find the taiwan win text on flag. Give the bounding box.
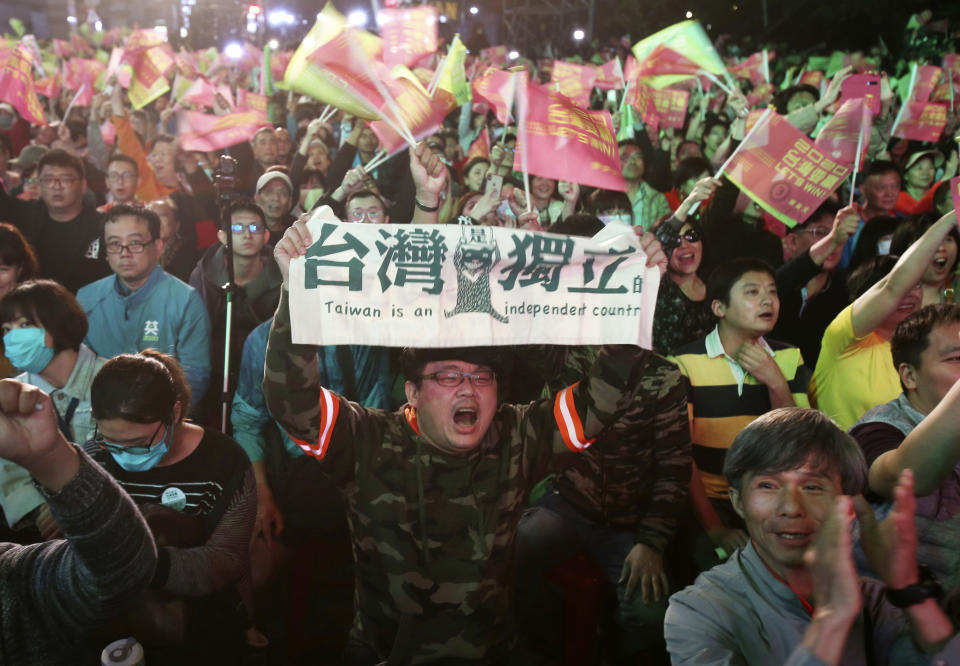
[725,111,850,227]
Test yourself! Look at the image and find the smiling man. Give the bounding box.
[665,408,959,665]
[670,258,811,564]
[264,218,668,664]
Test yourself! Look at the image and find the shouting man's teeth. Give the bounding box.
[454,408,477,426]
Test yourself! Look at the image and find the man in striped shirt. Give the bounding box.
[670,257,811,564]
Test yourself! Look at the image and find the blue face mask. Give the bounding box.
[598,213,633,227]
[104,421,173,472]
[3,327,55,373]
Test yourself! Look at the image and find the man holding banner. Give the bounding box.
[263,216,667,664]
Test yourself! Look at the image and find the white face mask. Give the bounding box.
[598,213,632,226]
[877,238,892,255]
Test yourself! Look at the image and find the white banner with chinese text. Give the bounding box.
[288,208,660,348]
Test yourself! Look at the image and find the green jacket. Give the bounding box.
[264,290,652,663]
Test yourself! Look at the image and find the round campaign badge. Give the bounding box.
[161,486,187,512]
[770,182,791,202]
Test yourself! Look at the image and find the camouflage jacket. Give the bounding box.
[540,346,691,552]
[264,291,656,664]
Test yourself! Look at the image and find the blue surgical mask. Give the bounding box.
[3,328,55,373]
[106,422,172,472]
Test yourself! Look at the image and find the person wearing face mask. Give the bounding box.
[587,189,634,227]
[85,350,255,662]
[0,280,107,543]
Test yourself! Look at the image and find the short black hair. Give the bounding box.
[107,153,139,175]
[345,189,386,212]
[587,188,633,218]
[400,347,507,387]
[551,214,604,238]
[847,254,898,301]
[702,118,729,143]
[724,407,867,495]
[0,279,88,354]
[863,159,900,180]
[92,350,191,425]
[890,213,960,275]
[226,197,267,230]
[104,203,162,240]
[792,200,840,234]
[892,303,960,374]
[38,149,85,180]
[672,157,712,190]
[706,257,776,308]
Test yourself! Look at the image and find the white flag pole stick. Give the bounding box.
[848,105,868,207]
[890,62,918,139]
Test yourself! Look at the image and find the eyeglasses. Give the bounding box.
[422,370,495,387]
[230,223,265,234]
[348,210,384,222]
[107,172,138,182]
[39,176,80,188]
[797,227,831,238]
[679,229,701,243]
[93,421,166,456]
[105,239,156,254]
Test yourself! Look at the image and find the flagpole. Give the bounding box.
[688,107,773,216]
[890,62,918,139]
[848,105,868,208]
[347,39,417,147]
[699,69,732,95]
[62,84,86,122]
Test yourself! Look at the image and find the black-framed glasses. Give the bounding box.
[230,223,264,234]
[680,229,701,244]
[93,421,166,456]
[422,370,495,387]
[105,239,156,254]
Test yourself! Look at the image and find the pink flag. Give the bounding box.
[472,67,519,124]
[0,45,46,125]
[380,5,438,68]
[724,111,850,227]
[729,51,775,86]
[370,86,455,158]
[799,71,824,88]
[893,102,948,142]
[271,51,292,82]
[177,109,272,152]
[634,45,702,84]
[467,127,490,160]
[307,28,387,117]
[912,65,942,103]
[178,78,233,110]
[34,75,61,100]
[236,89,268,116]
[551,60,599,109]
[515,80,625,191]
[651,88,690,128]
[746,82,775,107]
[623,55,640,82]
[595,58,624,91]
[480,45,509,66]
[815,98,872,165]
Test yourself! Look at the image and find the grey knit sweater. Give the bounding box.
[0,446,157,664]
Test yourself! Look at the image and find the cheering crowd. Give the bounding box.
[1,4,960,665]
